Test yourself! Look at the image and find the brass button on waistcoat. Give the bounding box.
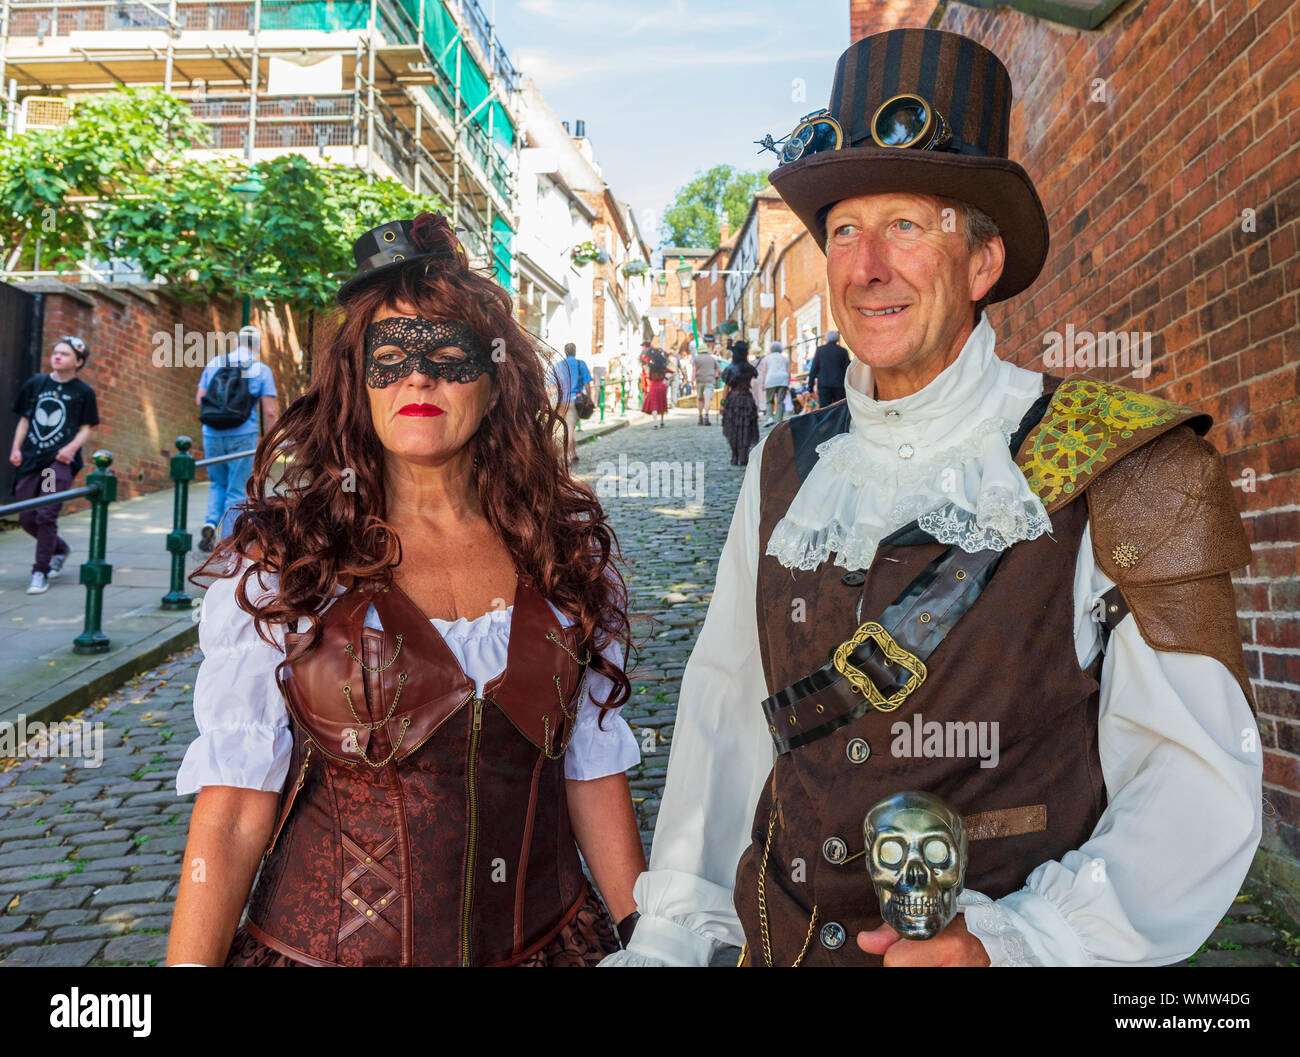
[820,922,846,949]
[846,738,870,764]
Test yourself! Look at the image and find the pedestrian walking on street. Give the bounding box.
[748,349,765,419]
[760,340,791,426]
[719,340,759,466]
[609,352,628,413]
[195,326,278,552]
[692,342,718,425]
[169,212,645,968]
[808,330,849,408]
[642,344,672,428]
[8,335,99,595]
[553,341,593,465]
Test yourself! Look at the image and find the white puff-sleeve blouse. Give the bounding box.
[175,567,640,796]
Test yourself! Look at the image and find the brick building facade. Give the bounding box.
[772,229,835,372]
[847,0,1299,912]
[9,279,313,510]
[725,189,807,349]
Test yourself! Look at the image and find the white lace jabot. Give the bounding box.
[765,315,1052,572]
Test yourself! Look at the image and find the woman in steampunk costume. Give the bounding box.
[719,340,761,466]
[168,213,645,966]
[608,29,1261,967]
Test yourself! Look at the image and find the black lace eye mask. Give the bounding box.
[364,317,495,388]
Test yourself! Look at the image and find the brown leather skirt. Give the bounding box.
[225,883,620,967]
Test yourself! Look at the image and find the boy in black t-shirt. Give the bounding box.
[8,336,100,595]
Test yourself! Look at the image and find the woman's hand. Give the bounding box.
[166,785,279,966]
[566,773,646,923]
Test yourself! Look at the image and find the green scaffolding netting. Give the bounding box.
[492,213,513,290]
[255,3,514,212]
[261,1,370,32]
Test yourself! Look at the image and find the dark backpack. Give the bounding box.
[199,356,258,430]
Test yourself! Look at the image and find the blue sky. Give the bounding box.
[490,0,848,249]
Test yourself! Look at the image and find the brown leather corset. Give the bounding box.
[245,576,590,966]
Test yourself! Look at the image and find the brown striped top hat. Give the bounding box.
[767,28,1048,303]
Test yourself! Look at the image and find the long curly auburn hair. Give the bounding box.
[194,213,632,713]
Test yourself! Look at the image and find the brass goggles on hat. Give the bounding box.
[764,95,970,163]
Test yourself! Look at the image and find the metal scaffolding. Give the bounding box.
[0,0,519,281]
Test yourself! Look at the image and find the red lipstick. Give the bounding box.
[398,403,444,417]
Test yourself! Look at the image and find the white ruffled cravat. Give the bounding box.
[765,315,1052,572]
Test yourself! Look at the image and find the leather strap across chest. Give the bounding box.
[758,385,1057,756]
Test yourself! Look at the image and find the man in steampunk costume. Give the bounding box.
[605,29,1262,967]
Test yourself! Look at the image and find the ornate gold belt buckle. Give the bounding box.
[831,621,926,713]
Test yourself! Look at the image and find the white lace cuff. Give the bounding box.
[960,887,1091,966]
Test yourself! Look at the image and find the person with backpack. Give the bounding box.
[196,325,278,552]
[8,335,99,595]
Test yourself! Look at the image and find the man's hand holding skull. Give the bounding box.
[857,914,991,965]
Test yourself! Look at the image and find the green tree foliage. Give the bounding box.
[0,86,208,270]
[100,153,445,307]
[659,165,769,248]
[1,86,446,309]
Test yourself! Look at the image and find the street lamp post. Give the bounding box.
[676,256,700,348]
[231,172,265,327]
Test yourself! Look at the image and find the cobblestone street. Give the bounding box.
[0,409,1293,966]
[0,408,746,966]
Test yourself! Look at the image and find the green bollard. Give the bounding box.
[73,451,116,654]
[162,436,196,610]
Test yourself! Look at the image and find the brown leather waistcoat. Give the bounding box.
[245,576,590,966]
[733,398,1107,966]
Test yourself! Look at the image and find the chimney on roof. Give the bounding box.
[719,217,730,245]
[575,119,586,138]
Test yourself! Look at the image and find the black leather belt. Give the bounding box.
[761,545,1003,754]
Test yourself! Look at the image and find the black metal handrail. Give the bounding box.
[161,436,258,609]
[0,451,117,654]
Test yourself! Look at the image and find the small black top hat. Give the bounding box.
[768,29,1048,303]
[336,213,466,303]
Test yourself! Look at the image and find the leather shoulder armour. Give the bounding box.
[1085,423,1254,707]
[1015,376,1210,512]
[1014,376,1253,705]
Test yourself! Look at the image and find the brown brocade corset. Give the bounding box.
[244,577,590,966]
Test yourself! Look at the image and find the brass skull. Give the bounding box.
[864,791,967,940]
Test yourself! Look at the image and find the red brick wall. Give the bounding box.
[23,281,312,511]
[850,0,941,40]
[773,229,834,366]
[849,0,1300,907]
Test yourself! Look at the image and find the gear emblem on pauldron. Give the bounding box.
[1018,380,1193,508]
[1112,542,1139,568]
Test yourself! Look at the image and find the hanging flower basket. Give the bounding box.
[622,260,650,278]
[571,241,605,266]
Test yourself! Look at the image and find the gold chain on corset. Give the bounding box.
[344,634,404,672]
[341,671,407,730]
[541,665,588,760]
[546,629,589,667]
[355,716,411,769]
